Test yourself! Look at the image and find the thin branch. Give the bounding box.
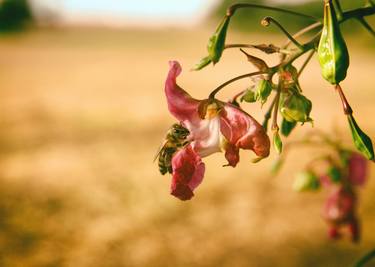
[271,82,282,131]
[262,17,304,50]
[333,0,344,19]
[227,3,320,21]
[342,5,375,22]
[357,17,375,37]
[353,249,375,267]
[224,43,292,54]
[209,71,267,99]
[335,84,353,115]
[297,50,315,78]
[282,21,322,49]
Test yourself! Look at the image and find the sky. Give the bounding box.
[30,0,219,27]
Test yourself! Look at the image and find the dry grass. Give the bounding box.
[0,27,374,267]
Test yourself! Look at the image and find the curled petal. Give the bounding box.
[224,142,240,167]
[171,145,205,201]
[348,153,367,186]
[165,61,200,122]
[220,104,270,162]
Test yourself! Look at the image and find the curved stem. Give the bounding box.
[335,84,353,115]
[227,3,320,21]
[262,17,304,50]
[282,22,322,49]
[298,50,315,78]
[209,71,266,99]
[333,0,344,20]
[262,96,277,131]
[272,82,282,131]
[225,43,292,54]
[356,17,375,37]
[353,249,375,267]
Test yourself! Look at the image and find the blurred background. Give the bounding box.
[0,0,374,266]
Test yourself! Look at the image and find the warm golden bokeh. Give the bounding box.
[0,26,374,266]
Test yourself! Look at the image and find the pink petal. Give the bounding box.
[220,104,270,165]
[322,188,356,223]
[170,145,205,201]
[165,61,200,123]
[348,153,367,186]
[224,143,240,167]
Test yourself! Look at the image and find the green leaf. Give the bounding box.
[281,118,297,137]
[327,166,341,183]
[273,132,283,154]
[293,171,320,192]
[347,114,374,160]
[192,56,212,71]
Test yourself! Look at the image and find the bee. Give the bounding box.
[154,123,190,175]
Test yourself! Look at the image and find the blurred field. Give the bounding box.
[0,27,374,267]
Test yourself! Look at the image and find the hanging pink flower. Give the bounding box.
[164,61,270,200]
[322,187,359,242]
[348,152,368,186]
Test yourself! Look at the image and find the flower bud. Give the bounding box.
[273,131,283,154]
[327,166,341,183]
[293,170,320,192]
[255,79,272,104]
[241,89,256,103]
[317,0,349,84]
[280,92,313,123]
[192,15,230,70]
[207,15,230,64]
[281,118,297,137]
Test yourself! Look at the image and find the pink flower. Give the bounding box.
[348,153,367,186]
[322,187,359,242]
[165,61,270,200]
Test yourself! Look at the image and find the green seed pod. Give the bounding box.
[255,79,273,104]
[280,92,313,123]
[241,89,256,103]
[281,118,297,137]
[293,171,320,192]
[317,0,349,84]
[207,15,230,64]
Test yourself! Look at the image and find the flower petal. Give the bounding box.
[348,153,367,186]
[171,145,205,201]
[165,61,200,123]
[220,104,270,163]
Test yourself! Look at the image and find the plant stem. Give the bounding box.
[353,249,375,267]
[333,0,344,19]
[224,43,292,54]
[356,17,375,37]
[263,96,277,131]
[209,71,266,99]
[262,17,304,50]
[227,3,320,21]
[335,84,353,115]
[297,50,315,78]
[272,83,282,131]
[342,5,375,22]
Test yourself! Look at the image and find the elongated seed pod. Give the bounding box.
[317,0,349,84]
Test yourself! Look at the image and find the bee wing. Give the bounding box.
[153,140,169,162]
